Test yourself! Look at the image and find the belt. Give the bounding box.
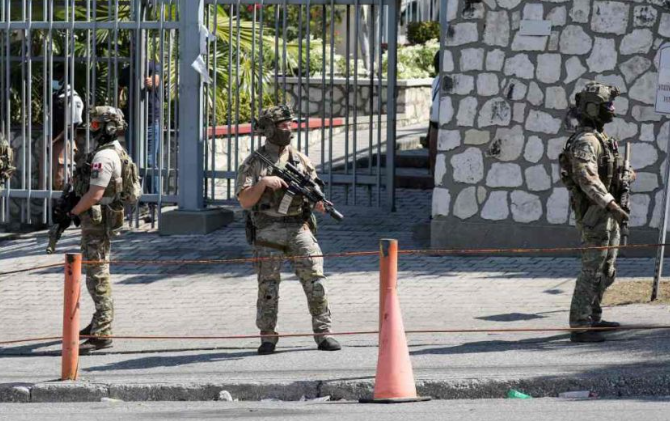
[254,214,306,230]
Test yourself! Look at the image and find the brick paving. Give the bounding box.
[1,188,669,355]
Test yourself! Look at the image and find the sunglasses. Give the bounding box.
[90,120,102,131]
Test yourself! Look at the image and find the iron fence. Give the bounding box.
[0,0,181,229]
[201,0,398,209]
[0,0,399,232]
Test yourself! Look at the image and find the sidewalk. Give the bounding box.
[1,188,670,402]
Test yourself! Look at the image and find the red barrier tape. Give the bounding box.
[3,325,670,346]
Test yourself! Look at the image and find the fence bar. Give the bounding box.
[376,0,383,207]
[352,0,359,206]
[304,0,310,156]
[343,4,350,205]
[384,0,397,211]
[327,0,335,199]
[226,2,233,199]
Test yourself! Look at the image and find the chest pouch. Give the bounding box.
[277,190,296,215]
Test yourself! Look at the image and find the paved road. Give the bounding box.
[2,398,670,421]
[2,188,670,401]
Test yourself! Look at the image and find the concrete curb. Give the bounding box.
[3,371,670,403]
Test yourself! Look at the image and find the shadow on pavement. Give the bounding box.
[0,340,62,357]
[410,328,670,357]
[83,348,317,372]
[476,313,547,322]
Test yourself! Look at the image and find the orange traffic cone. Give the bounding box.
[360,239,430,403]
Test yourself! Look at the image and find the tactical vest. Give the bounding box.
[74,143,123,204]
[254,146,308,218]
[559,129,622,218]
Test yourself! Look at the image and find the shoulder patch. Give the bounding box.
[572,140,596,161]
[92,162,103,171]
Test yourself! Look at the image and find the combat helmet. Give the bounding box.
[254,104,295,147]
[575,81,620,122]
[255,105,295,138]
[90,106,126,143]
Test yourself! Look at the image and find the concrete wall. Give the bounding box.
[432,0,670,252]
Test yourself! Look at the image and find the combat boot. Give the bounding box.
[257,342,276,355]
[79,338,113,354]
[79,324,92,336]
[570,331,606,343]
[592,320,620,329]
[317,337,341,351]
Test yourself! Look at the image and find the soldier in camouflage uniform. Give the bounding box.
[236,105,341,355]
[0,131,15,193]
[70,106,128,353]
[559,82,634,343]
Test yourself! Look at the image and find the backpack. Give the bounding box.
[115,147,142,206]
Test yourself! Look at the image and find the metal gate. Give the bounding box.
[199,0,398,210]
[0,0,398,231]
[0,0,182,228]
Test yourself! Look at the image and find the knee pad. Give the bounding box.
[311,278,327,299]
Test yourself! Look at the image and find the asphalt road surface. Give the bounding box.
[1,398,669,421]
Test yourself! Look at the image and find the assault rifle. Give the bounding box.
[46,184,80,254]
[619,142,632,246]
[253,151,344,222]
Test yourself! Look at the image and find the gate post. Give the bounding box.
[178,0,205,211]
[161,0,233,234]
[385,0,398,212]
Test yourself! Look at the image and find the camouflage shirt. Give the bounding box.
[236,143,317,217]
[567,128,618,210]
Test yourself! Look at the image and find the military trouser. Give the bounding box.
[80,212,114,336]
[569,205,620,329]
[253,221,332,345]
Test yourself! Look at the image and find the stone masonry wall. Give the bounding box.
[432,0,670,249]
[284,78,433,127]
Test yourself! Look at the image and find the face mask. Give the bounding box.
[598,102,615,124]
[51,80,62,92]
[269,129,293,147]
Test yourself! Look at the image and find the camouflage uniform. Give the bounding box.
[564,129,621,328]
[0,132,15,193]
[560,82,628,332]
[76,107,127,339]
[236,106,333,347]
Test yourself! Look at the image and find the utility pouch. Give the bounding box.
[105,204,124,235]
[244,211,256,245]
[558,151,575,189]
[89,204,103,224]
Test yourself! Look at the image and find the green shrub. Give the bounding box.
[383,40,440,79]
[406,21,440,45]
